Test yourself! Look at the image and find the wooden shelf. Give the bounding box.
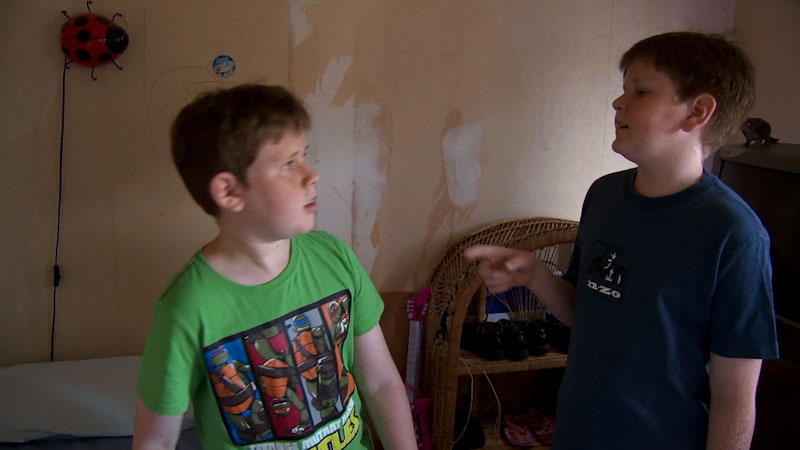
[456,348,568,376]
[481,424,551,449]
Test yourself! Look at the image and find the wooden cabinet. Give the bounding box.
[420,218,577,450]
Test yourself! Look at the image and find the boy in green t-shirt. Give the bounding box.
[133,84,416,450]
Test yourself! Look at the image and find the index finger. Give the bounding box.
[464,245,507,263]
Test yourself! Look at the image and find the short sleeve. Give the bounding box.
[340,242,384,336]
[136,294,204,416]
[709,234,779,359]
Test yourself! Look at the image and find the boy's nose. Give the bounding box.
[305,164,320,185]
[612,94,624,111]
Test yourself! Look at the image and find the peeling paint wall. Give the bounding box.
[304,55,357,244]
[442,120,484,209]
[4,0,797,366]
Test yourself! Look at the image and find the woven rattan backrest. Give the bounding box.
[420,217,578,450]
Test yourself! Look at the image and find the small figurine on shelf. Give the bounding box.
[741,118,779,147]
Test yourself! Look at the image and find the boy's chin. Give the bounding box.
[611,143,639,164]
[297,220,316,235]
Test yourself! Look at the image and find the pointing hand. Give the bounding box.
[464,245,538,293]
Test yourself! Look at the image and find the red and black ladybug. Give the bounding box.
[60,1,129,79]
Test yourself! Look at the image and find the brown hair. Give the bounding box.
[170,84,311,215]
[620,31,755,156]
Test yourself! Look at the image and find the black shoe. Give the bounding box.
[515,319,550,356]
[496,319,529,361]
[461,321,505,360]
[540,313,571,353]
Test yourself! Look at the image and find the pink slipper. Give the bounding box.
[502,413,537,447]
[522,409,555,446]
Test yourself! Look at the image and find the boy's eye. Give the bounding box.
[282,149,309,170]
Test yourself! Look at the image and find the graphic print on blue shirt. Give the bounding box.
[202,290,358,446]
[585,241,635,304]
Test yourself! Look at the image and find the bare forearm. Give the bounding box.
[527,259,576,326]
[706,355,761,450]
[353,326,417,449]
[361,378,417,450]
[706,396,756,450]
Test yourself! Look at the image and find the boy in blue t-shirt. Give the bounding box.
[466,32,778,450]
[133,84,416,449]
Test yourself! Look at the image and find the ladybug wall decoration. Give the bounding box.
[60,1,129,80]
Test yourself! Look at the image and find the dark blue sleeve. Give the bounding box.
[709,232,779,359]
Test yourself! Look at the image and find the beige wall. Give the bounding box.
[733,0,800,145]
[1,0,794,367]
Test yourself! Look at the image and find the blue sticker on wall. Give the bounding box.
[212,55,236,78]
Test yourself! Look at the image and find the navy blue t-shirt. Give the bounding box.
[554,169,779,450]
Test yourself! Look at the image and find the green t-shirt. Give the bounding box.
[137,231,384,449]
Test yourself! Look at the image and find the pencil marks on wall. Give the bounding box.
[148,67,223,125]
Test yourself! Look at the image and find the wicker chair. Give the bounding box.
[420,217,579,450]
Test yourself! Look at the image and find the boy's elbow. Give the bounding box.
[132,432,177,450]
[132,441,174,450]
[133,397,184,450]
[358,361,405,397]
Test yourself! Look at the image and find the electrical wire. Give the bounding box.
[452,358,502,449]
[51,57,68,361]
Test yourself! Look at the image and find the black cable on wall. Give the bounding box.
[52,57,68,361]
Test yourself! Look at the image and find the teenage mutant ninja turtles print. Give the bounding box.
[203,291,359,447]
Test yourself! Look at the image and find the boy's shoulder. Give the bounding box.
[703,174,769,241]
[156,232,357,306]
[157,250,217,309]
[586,169,766,239]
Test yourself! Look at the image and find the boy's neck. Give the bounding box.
[202,230,291,286]
[634,156,704,198]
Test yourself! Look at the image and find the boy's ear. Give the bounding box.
[681,93,716,132]
[209,172,246,212]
